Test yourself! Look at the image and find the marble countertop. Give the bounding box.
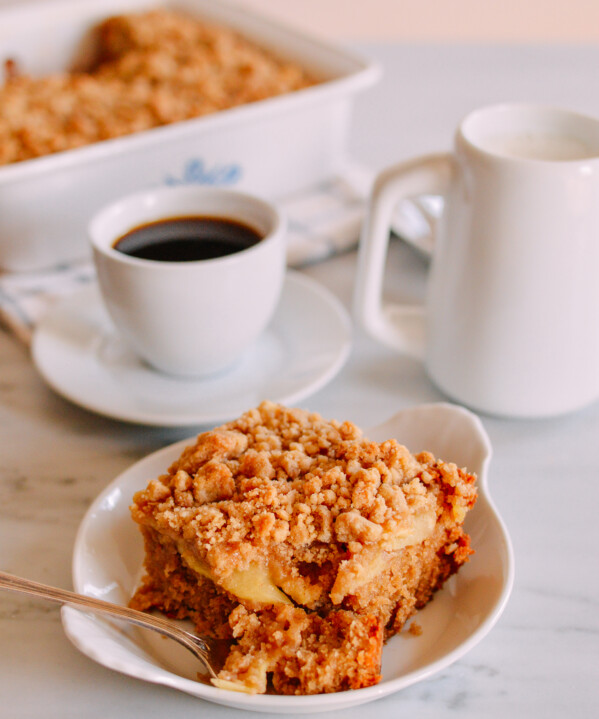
[1,43,599,718]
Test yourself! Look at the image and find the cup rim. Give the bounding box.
[89,185,285,269]
[457,102,599,164]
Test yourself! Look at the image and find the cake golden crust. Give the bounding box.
[129,401,477,694]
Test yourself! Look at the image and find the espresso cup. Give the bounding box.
[354,103,599,418]
[90,186,286,377]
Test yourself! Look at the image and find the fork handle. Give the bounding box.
[0,570,215,677]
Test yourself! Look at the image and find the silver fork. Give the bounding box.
[0,569,217,679]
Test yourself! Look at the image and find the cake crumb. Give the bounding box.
[408,621,423,636]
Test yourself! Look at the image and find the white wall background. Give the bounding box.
[2,0,599,42]
[237,0,599,42]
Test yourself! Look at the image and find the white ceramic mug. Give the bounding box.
[354,103,599,418]
[90,186,286,377]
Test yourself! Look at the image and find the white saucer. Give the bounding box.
[63,403,514,714]
[31,271,351,427]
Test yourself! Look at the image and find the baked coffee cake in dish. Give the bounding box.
[0,8,316,166]
[129,401,477,695]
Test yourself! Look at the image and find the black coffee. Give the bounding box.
[113,215,263,262]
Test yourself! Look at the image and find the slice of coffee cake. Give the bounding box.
[130,401,477,694]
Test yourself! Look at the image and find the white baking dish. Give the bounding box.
[0,0,379,272]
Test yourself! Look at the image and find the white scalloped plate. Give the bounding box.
[63,402,514,713]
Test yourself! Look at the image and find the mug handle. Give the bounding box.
[353,153,455,357]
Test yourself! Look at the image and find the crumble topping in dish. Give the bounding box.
[130,401,477,694]
[0,9,317,166]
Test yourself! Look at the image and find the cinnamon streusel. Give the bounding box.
[130,401,477,694]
